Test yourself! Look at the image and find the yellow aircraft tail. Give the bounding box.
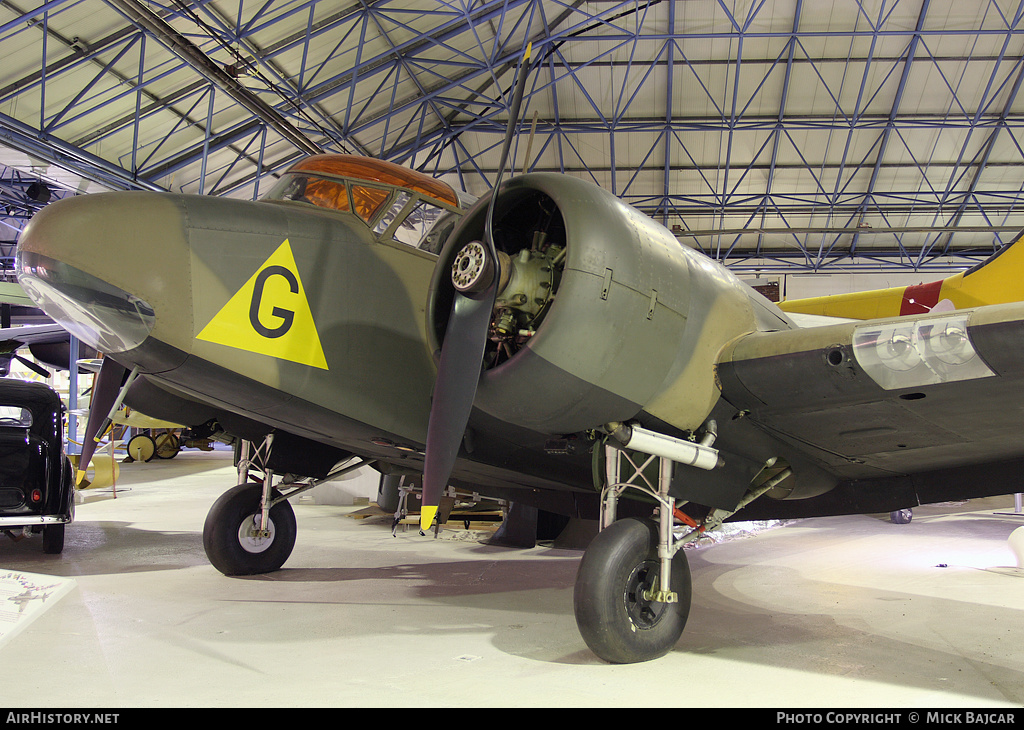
[778,229,1024,320]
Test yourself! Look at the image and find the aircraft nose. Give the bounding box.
[16,192,187,356]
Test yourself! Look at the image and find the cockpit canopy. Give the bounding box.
[262,154,467,254]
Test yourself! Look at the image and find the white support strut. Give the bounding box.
[600,420,724,604]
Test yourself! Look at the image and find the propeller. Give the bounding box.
[12,354,50,379]
[76,358,129,487]
[0,348,51,378]
[420,43,533,532]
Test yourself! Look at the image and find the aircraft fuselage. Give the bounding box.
[19,189,437,431]
[17,182,607,502]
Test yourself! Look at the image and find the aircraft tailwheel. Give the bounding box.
[573,517,691,663]
[890,508,913,524]
[203,483,296,575]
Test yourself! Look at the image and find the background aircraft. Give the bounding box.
[0,321,93,378]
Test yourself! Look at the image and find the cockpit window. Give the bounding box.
[306,178,350,212]
[265,173,350,212]
[262,154,467,254]
[351,185,391,224]
[373,194,449,250]
[265,173,308,202]
[394,201,446,248]
[265,173,393,226]
[373,192,412,237]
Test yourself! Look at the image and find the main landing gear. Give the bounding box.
[202,433,372,575]
[575,515,692,664]
[574,424,792,663]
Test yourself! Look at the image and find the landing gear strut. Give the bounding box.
[202,433,372,575]
[574,423,791,663]
[574,438,697,663]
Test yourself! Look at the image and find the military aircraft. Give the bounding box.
[16,51,1024,662]
[0,320,89,378]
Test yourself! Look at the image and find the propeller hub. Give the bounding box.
[451,240,495,293]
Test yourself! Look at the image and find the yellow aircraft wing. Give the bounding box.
[779,228,1024,319]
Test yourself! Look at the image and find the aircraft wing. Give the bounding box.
[0,323,69,351]
[0,282,36,308]
[715,300,1024,517]
[112,409,184,430]
[0,323,83,377]
[781,311,857,328]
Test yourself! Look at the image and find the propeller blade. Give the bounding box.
[490,43,532,210]
[13,354,51,379]
[419,43,533,532]
[76,358,128,486]
[481,42,532,265]
[420,283,497,530]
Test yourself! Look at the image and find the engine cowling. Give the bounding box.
[427,173,786,435]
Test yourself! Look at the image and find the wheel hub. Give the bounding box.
[623,560,669,630]
[237,512,275,554]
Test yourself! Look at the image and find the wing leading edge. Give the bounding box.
[715,301,1024,518]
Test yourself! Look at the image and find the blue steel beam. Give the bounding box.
[119,0,539,185]
[6,0,1024,275]
[923,0,1024,261]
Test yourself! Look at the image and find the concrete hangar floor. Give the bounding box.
[0,449,1021,708]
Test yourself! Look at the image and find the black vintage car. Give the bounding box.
[0,379,74,553]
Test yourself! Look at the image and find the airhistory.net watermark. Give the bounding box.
[5,713,119,725]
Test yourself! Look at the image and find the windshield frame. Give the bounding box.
[261,157,464,255]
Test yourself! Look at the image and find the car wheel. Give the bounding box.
[42,524,65,554]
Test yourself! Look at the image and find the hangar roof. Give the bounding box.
[3,0,1024,273]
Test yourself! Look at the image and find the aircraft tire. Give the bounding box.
[573,517,691,663]
[203,483,296,575]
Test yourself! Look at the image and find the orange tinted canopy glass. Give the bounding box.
[288,154,459,208]
[303,178,350,212]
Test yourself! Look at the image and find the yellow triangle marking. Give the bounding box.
[197,239,328,370]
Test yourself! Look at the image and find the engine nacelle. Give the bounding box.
[427,173,788,435]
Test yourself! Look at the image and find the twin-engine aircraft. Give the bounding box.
[15,144,1024,663]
